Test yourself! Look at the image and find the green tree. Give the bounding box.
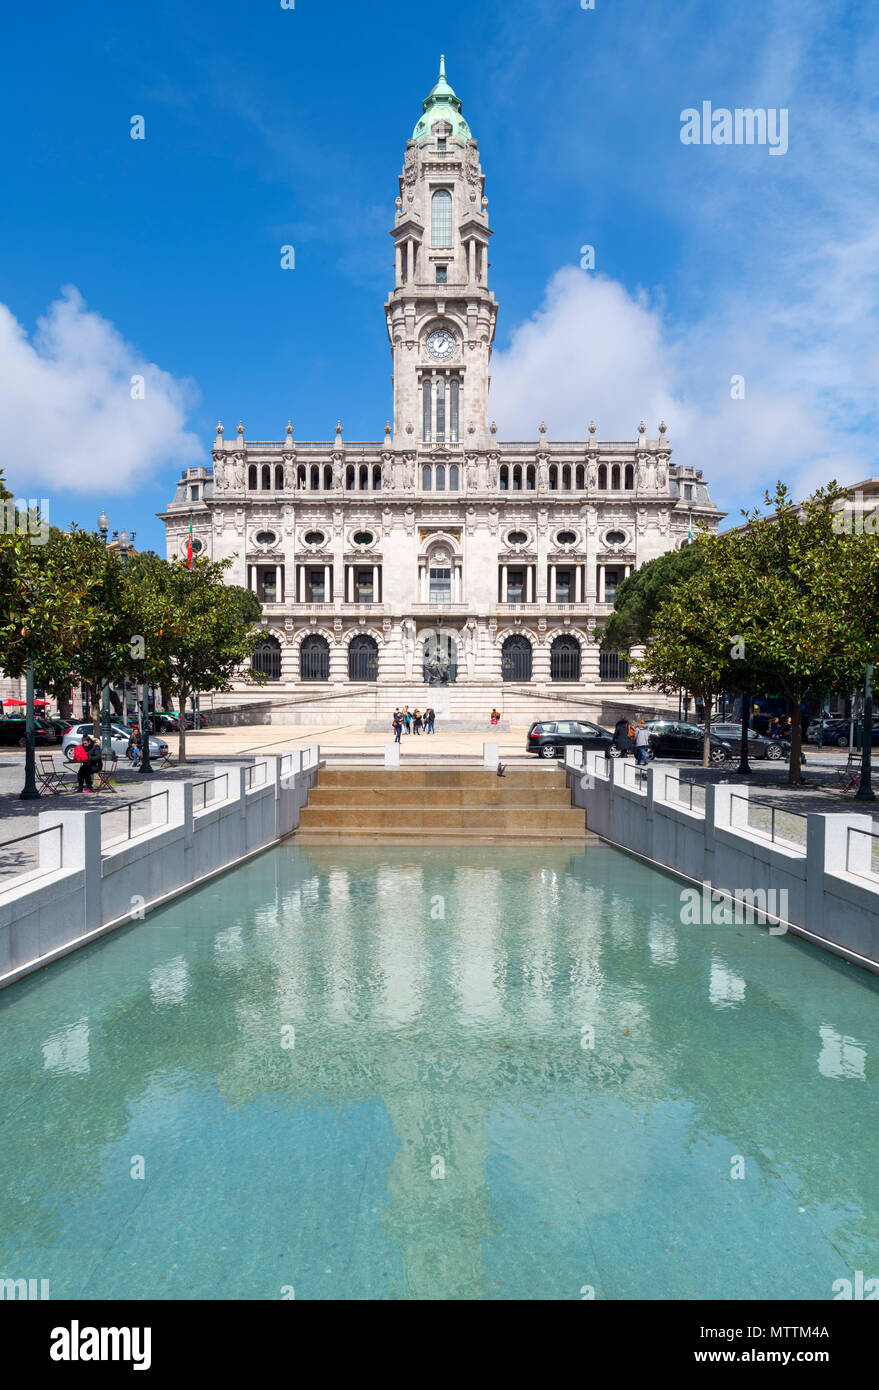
[129,555,263,762]
[602,544,704,651]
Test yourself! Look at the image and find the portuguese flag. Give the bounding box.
[187,518,193,570]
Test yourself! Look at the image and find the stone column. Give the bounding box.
[395,243,402,286]
[372,565,379,601]
[575,565,582,602]
[346,566,353,603]
[598,566,606,603]
[323,565,331,602]
[550,565,557,602]
[501,565,508,601]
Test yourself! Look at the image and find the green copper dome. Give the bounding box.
[413,56,472,143]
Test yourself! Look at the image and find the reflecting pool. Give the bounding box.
[1,842,878,1300]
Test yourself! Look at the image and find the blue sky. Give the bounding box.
[1,0,876,552]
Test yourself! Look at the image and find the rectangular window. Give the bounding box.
[683,483,693,499]
[429,567,451,602]
[507,569,525,602]
[355,569,374,603]
[308,571,325,603]
[259,567,277,603]
[436,265,447,284]
[437,138,447,152]
[555,569,572,602]
[190,485,200,501]
[604,569,620,602]
[422,380,432,442]
[449,379,459,442]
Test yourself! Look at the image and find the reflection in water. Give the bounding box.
[2,842,878,1300]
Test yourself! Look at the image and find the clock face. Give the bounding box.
[426,328,456,361]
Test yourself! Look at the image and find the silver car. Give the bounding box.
[61,722,168,763]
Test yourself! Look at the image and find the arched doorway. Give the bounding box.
[501,635,532,682]
[252,635,282,681]
[550,634,581,681]
[348,634,379,682]
[300,634,329,682]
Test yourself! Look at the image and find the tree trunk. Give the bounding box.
[702,692,713,766]
[178,690,188,764]
[58,690,72,719]
[91,687,100,740]
[788,694,804,787]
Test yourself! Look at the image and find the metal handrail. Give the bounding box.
[729,793,807,844]
[845,825,879,879]
[101,789,170,847]
[244,763,268,790]
[663,774,698,811]
[192,772,230,812]
[0,824,63,886]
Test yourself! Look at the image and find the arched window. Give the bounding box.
[549,465,558,490]
[310,465,320,490]
[598,464,607,489]
[449,379,459,442]
[501,634,532,682]
[436,378,446,442]
[324,465,333,490]
[599,650,630,682]
[624,464,634,490]
[248,464,258,490]
[436,464,446,491]
[372,464,382,490]
[422,465,433,491]
[575,465,585,489]
[513,465,522,491]
[261,464,271,490]
[252,635,281,681]
[562,465,572,491]
[300,634,329,682]
[274,463,284,490]
[359,464,369,490]
[526,465,536,490]
[431,189,453,248]
[499,465,509,490]
[449,464,459,490]
[551,634,581,682]
[348,634,378,682]
[297,463,307,489]
[345,464,355,490]
[423,380,432,442]
[611,464,621,490]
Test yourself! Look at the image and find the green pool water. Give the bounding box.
[1,842,877,1300]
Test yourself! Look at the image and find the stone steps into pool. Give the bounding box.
[296,766,587,840]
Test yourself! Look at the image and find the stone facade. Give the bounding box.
[160,60,721,715]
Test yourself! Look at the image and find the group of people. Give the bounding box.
[392,705,436,741]
[610,716,651,765]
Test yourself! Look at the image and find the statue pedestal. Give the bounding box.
[428,689,452,719]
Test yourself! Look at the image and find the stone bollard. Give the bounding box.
[384,741,400,768]
[483,741,499,769]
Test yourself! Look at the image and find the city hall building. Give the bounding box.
[161,59,720,722]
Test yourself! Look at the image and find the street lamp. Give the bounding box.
[736,693,751,776]
[18,577,39,800]
[97,510,112,760]
[116,529,135,728]
[855,664,875,802]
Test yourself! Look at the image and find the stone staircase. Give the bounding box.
[296,766,587,840]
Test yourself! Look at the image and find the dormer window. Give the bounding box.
[437,137,447,152]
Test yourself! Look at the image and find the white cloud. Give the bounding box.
[0,286,202,495]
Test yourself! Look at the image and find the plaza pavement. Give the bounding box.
[0,724,875,870]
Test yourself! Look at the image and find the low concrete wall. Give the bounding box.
[0,747,320,988]
[567,748,879,972]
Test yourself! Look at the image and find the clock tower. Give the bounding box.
[385,58,498,450]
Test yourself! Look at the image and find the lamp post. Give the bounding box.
[736,692,751,776]
[115,528,135,725]
[97,510,113,760]
[855,664,875,802]
[19,655,39,800]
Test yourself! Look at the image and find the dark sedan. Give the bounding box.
[646,720,732,763]
[526,719,614,759]
[0,716,55,748]
[703,724,786,760]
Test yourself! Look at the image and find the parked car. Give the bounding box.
[151,708,207,731]
[526,719,614,759]
[646,720,733,763]
[61,722,169,763]
[700,723,786,760]
[0,716,55,748]
[44,717,74,741]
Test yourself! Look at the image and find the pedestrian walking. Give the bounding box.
[634,718,650,766]
[413,708,423,734]
[425,707,435,733]
[392,709,403,744]
[610,716,635,759]
[402,704,411,733]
